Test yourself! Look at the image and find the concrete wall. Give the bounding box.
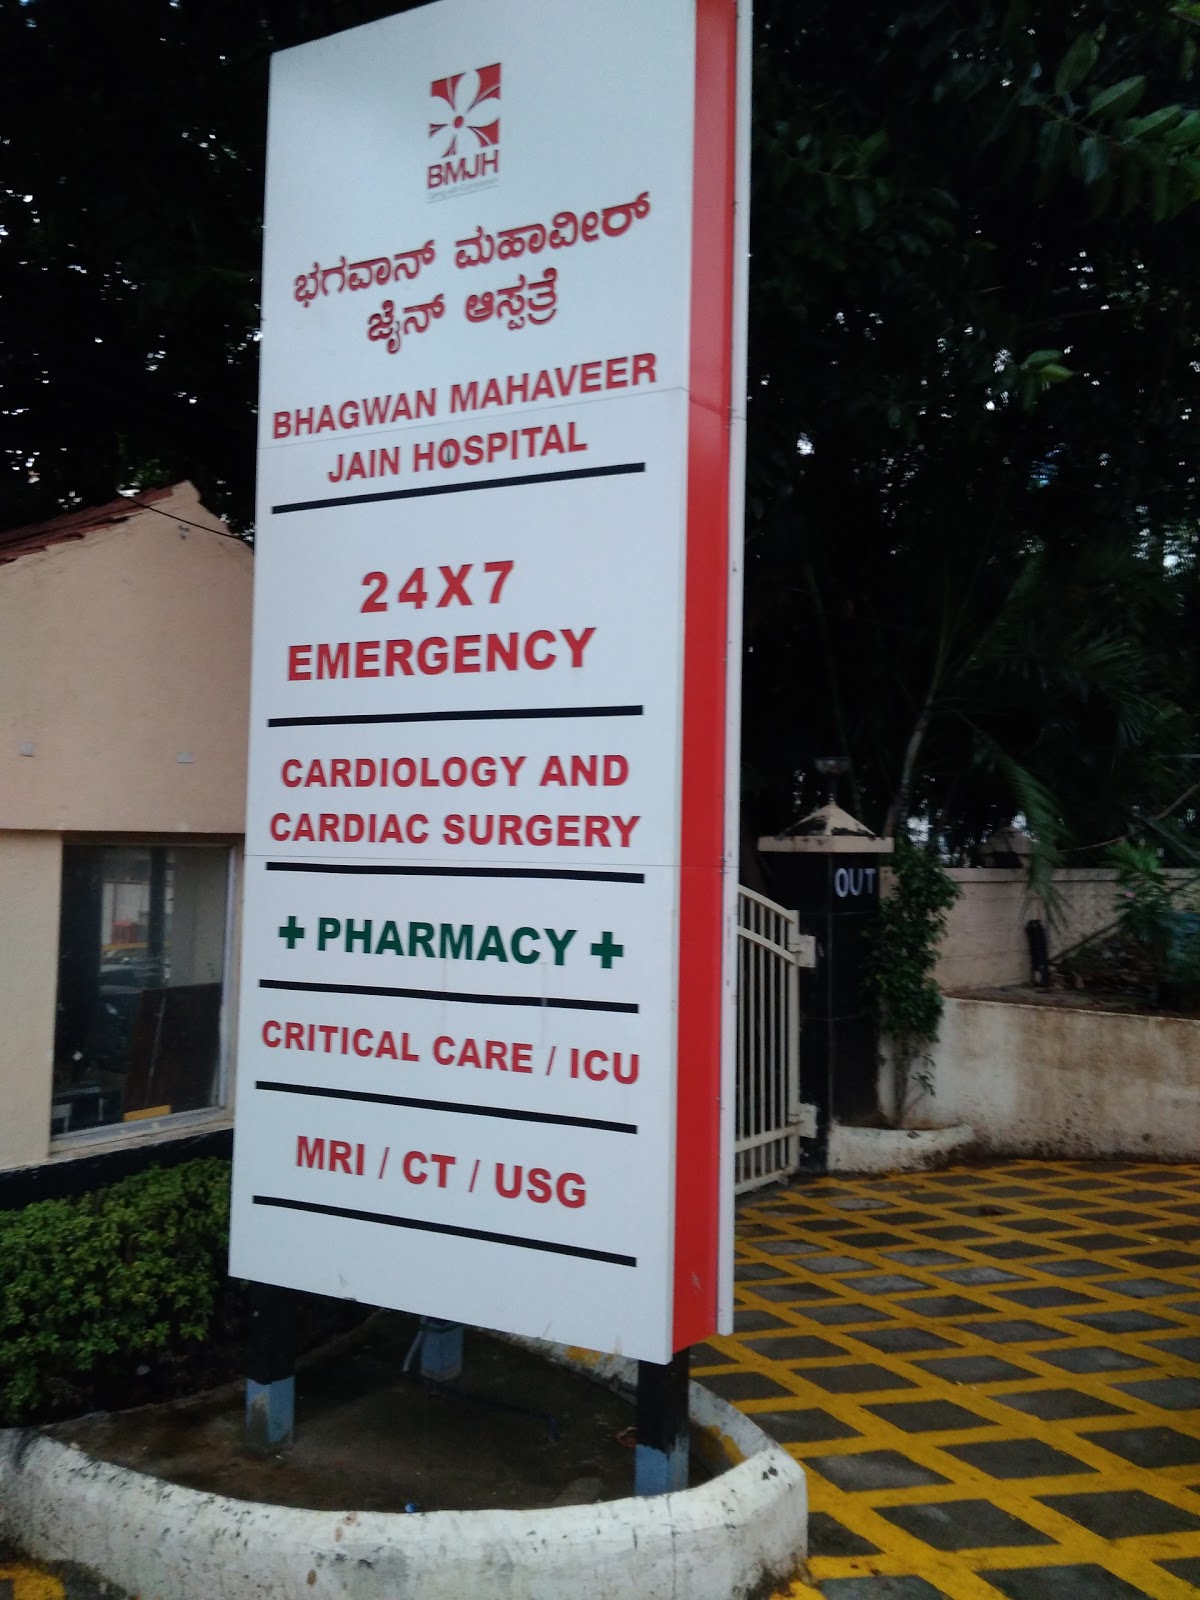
[926,867,1199,992]
[0,834,62,1170]
[0,482,251,834]
[916,996,1200,1161]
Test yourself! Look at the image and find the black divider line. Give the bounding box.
[267,704,642,729]
[272,461,645,515]
[258,977,637,1014]
[264,862,644,883]
[254,1080,636,1135]
[253,1194,636,1267]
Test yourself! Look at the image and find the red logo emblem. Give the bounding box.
[429,64,501,159]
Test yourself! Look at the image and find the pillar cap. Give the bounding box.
[979,824,1034,866]
[758,801,895,855]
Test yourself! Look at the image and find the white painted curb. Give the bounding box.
[0,1343,806,1600]
[826,1122,975,1174]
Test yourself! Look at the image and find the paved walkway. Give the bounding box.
[7,1160,1200,1598]
[0,1561,65,1600]
[702,1161,1200,1600]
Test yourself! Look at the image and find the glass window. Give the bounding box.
[52,845,229,1137]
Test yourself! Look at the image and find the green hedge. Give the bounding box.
[0,1157,232,1423]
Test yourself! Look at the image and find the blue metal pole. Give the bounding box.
[245,1282,296,1452]
[418,1317,464,1381]
[634,1350,690,1495]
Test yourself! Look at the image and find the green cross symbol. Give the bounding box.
[590,931,624,969]
[278,915,306,949]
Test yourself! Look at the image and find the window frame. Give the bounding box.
[50,837,239,1150]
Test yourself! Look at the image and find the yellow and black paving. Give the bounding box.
[0,1565,64,1600]
[7,1161,1200,1598]
[702,1161,1200,1600]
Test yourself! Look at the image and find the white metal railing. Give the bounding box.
[735,886,813,1193]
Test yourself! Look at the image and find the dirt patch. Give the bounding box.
[50,1314,703,1513]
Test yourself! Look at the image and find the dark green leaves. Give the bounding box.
[0,1159,232,1423]
[863,839,960,1074]
[1021,349,1075,389]
[852,184,877,230]
[1036,116,1074,187]
[745,0,1200,860]
[1055,32,1100,96]
[1166,109,1200,147]
[1079,134,1108,185]
[1088,75,1146,120]
[1129,104,1184,138]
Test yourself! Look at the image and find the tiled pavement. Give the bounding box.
[0,1565,64,1599]
[701,1161,1200,1600]
[7,1161,1200,1599]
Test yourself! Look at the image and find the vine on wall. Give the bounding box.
[863,839,960,1121]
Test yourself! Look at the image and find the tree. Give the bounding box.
[744,0,1200,857]
[0,0,412,528]
[4,1,1200,858]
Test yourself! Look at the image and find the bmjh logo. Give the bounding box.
[428,63,501,193]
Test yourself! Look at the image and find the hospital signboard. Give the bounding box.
[229,0,750,1363]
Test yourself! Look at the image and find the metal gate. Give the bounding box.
[735,886,814,1193]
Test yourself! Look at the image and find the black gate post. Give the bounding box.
[758,761,894,1163]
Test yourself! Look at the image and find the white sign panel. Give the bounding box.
[229,0,749,1363]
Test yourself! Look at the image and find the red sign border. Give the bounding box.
[673,0,739,1351]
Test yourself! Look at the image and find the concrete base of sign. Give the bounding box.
[826,1121,976,1174]
[0,1341,807,1600]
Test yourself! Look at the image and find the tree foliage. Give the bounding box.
[745,0,1200,856]
[0,0,415,527]
[3,0,1200,854]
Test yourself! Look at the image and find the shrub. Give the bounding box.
[1059,843,1200,1008]
[1110,841,1176,969]
[0,1157,231,1423]
[864,838,960,1117]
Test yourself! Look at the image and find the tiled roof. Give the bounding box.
[0,485,175,566]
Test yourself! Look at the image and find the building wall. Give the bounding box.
[916,996,1200,1161]
[0,482,252,834]
[0,833,61,1170]
[922,867,1200,992]
[0,484,250,1180]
